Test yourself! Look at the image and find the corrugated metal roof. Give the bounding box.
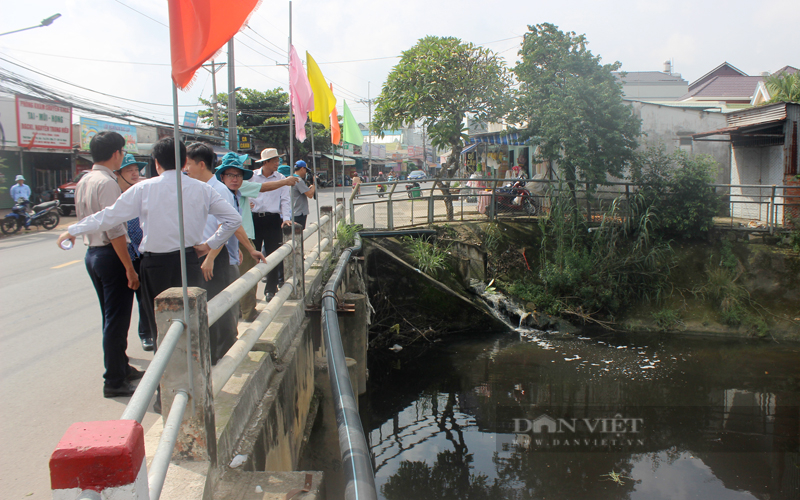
[614,71,687,84]
[727,102,787,127]
[692,119,785,139]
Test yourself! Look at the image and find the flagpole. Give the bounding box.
[288,1,293,170]
[309,118,321,252]
[172,80,193,393]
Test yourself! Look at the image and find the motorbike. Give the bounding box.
[1,198,61,235]
[376,183,386,198]
[491,179,539,216]
[405,181,421,198]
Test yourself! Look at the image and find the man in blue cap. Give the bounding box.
[290,160,315,229]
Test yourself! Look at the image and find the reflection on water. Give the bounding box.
[362,332,800,499]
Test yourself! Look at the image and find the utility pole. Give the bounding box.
[201,60,226,136]
[357,83,374,176]
[227,40,237,151]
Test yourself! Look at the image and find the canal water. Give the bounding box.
[361,332,800,499]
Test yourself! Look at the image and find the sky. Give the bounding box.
[0,0,797,128]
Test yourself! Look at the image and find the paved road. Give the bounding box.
[0,186,349,499]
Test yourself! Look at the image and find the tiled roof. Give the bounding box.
[773,65,798,75]
[680,76,763,100]
[614,71,687,84]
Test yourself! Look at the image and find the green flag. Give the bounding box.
[342,100,363,146]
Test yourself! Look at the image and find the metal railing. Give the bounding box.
[69,204,342,500]
[320,232,377,500]
[348,178,800,233]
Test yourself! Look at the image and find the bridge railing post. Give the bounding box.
[282,223,305,300]
[156,287,217,464]
[321,205,333,244]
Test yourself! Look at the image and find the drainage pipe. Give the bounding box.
[320,233,377,500]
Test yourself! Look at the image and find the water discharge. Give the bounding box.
[362,331,800,499]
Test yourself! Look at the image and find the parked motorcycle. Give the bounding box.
[1,198,61,235]
[491,179,539,216]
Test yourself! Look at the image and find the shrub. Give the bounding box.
[632,146,722,239]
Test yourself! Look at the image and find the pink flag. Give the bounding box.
[289,45,314,142]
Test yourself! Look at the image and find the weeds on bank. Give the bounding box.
[505,189,673,324]
[405,236,450,278]
[651,308,684,331]
[336,222,363,247]
[693,241,770,337]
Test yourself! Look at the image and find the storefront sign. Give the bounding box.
[16,96,72,149]
[0,97,19,147]
[238,134,252,151]
[80,118,138,153]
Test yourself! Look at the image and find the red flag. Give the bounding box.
[330,84,340,145]
[168,0,259,89]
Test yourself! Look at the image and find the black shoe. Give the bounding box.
[141,337,155,351]
[103,381,136,398]
[126,366,145,382]
[266,293,275,302]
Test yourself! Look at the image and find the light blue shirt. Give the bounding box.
[204,176,239,266]
[10,184,31,202]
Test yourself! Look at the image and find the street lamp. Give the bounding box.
[0,14,62,37]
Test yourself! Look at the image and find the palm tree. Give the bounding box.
[766,72,800,103]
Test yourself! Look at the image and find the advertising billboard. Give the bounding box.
[80,118,138,153]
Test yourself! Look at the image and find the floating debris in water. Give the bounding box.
[230,454,248,468]
[389,344,403,352]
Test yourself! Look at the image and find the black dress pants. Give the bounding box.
[85,245,134,388]
[201,246,238,364]
[131,257,151,341]
[139,248,203,342]
[252,212,283,296]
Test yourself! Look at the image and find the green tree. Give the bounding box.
[373,36,511,219]
[765,71,800,103]
[631,146,722,239]
[511,23,641,195]
[198,87,333,162]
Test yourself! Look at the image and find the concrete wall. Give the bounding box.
[627,101,731,184]
[731,145,785,222]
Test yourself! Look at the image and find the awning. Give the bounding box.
[323,154,355,165]
[468,132,527,146]
[461,143,478,154]
[692,119,785,141]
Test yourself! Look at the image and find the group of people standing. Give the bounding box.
[57,131,316,403]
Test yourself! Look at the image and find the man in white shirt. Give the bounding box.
[249,148,292,301]
[58,138,242,354]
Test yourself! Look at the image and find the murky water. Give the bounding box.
[362,332,800,499]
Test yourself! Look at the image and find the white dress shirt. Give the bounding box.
[204,176,240,266]
[68,170,241,253]
[250,168,291,221]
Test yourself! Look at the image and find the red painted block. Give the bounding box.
[50,420,145,491]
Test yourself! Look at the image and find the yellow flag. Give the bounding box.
[307,52,337,128]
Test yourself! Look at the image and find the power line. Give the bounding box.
[246,25,287,56]
[113,0,167,27]
[0,47,172,66]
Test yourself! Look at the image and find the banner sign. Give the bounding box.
[80,118,138,153]
[182,111,199,133]
[16,96,72,149]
